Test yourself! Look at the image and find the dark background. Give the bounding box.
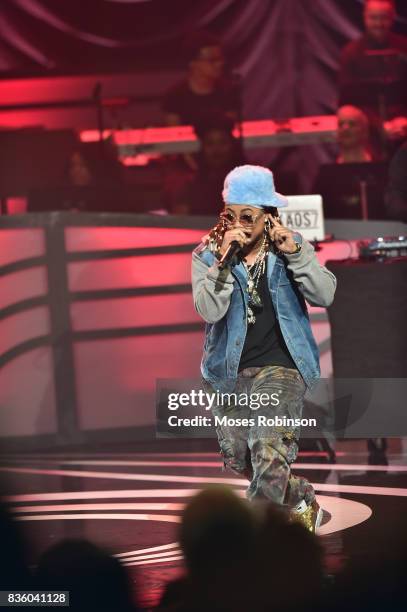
[2,0,406,78]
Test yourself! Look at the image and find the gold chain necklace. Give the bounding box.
[244,236,267,325]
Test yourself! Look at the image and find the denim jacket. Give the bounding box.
[191,240,337,392]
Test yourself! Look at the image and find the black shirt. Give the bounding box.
[239,260,297,371]
[162,79,240,130]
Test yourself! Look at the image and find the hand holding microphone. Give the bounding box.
[218,228,250,269]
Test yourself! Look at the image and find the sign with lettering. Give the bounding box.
[280,195,325,241]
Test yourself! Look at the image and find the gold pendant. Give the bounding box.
[250,287,262,308]
[247,306,256,325]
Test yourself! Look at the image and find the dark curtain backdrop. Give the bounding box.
[1,0,407,188]
[2,0,407,117]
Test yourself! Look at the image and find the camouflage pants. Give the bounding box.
[208,366,315,508]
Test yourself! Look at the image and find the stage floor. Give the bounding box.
[1,440,406,609]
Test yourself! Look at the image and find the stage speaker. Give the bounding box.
[325,258,407,377]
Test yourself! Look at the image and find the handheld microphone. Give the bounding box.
[218,240,241,270]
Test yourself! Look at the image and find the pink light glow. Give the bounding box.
[67,253,192,291]
[70,293,200,331]
[79,116,337,145]
[0,228,45,267]
[65,226,205,251]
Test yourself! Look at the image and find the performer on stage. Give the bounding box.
[191,165,337,532]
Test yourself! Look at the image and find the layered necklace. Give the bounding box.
[243,235,268,325]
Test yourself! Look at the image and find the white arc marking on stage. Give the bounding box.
[120,549,182,562]
[1,466,407,497]
[13,459,407,472]
[123,555,184,567]
[0,466,246,486]
[4,489,200,503]
[15,513,180,523]
[315,496,372,535]
[115,541,180,558]
[10,494,372,545]
[11,503,184,513]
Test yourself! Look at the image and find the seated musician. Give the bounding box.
[313,106,388,219]
[338,0,407,142]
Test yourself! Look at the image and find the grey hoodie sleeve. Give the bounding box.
[191,239,337,322]
[191,250,235,323]
[284,240,336,307]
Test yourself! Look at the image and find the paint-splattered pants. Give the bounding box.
[208,366,315,508]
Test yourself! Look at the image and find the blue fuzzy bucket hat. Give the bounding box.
[222,165,288,208]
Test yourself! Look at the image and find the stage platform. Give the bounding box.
[1,439,406,609]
